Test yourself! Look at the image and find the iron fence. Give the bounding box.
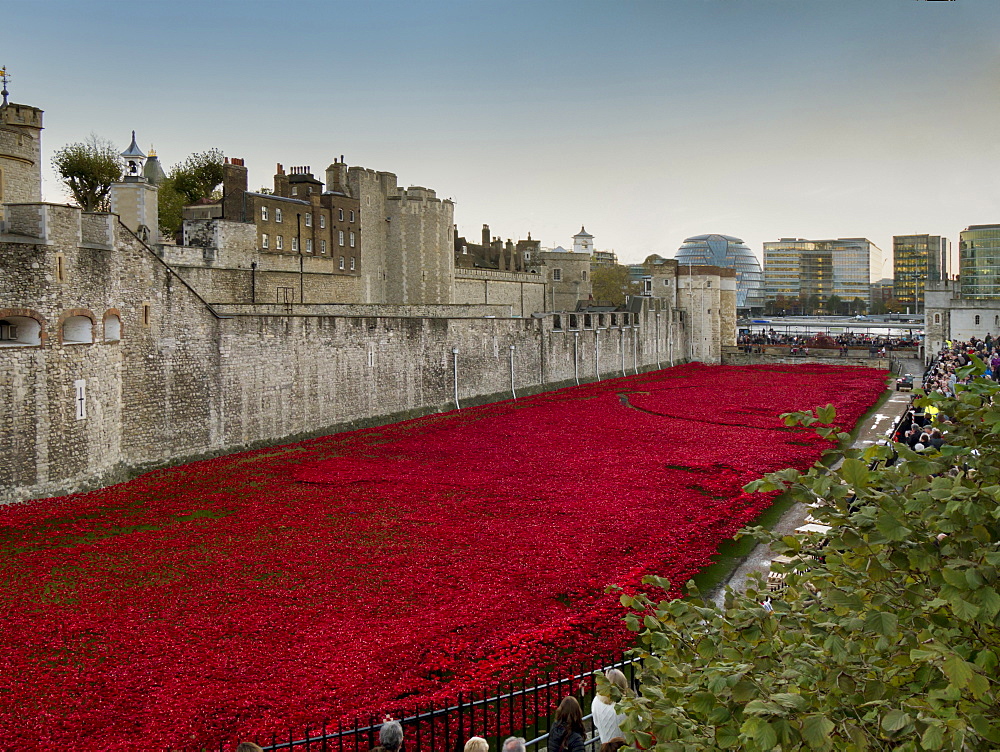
[210,652,641,752]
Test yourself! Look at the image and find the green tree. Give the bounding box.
[51,134,123,211]
[170,148,224,204]
[851,297,867,315]
[826,294,842,315]
[806,294,821,315]
[157,149,225,236]
[617,368,1000,751]
[591,264,641,306]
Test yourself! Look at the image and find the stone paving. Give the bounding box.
[711,358,925,607]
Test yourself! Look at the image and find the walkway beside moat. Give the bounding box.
[711,356,925,607]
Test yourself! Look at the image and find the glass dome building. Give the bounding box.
[674,233,765,310]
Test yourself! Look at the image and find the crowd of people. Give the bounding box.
[890,335,1000,452]
[737,331,920,349]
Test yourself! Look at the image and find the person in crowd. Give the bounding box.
[236,744,264,752]
[548,696,586,752]
[502,737,527,752]
[465,737,489,752]
[928,428,945,449]
[371,718,404,752]
[591,668,630,744]
[600,738,627,752]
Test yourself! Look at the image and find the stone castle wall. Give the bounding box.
[1,207,692,504]
[453,268,546,317]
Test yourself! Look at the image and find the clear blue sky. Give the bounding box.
[7,0,1000,272]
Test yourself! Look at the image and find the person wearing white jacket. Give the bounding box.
[590,668,629,744]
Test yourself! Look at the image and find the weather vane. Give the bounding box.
[0,66,9,107]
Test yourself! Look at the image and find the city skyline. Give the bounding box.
[5,0,999,271]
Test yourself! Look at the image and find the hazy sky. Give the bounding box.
[6,0,1000,272]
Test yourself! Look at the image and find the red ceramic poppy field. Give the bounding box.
[0,363,886,750]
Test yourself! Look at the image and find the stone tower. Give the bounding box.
[109,131,159,243]
[0,71,44,205]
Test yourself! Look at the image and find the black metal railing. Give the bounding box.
[212,652,641,752]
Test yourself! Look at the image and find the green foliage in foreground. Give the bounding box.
[616,363,1000,751]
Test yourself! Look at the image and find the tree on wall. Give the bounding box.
[51,134,123,212]
[591,264,641,306]
[616,370,1000,750]
[157,149,225,237]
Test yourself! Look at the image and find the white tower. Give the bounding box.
[572,226,594,255]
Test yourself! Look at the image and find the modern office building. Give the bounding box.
[959,224,1000,299]
[893,234,952,310]
[674,233,764,310]
[763,238,883,308]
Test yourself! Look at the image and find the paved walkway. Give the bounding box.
[710,358,924,607]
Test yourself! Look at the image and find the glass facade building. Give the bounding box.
[893,234,951,309]
[763,238,882,308]
[674,233,764,309]
[959,225,1000,299]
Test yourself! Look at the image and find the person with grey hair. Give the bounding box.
[370,717,404,752]
[502,737,527,752]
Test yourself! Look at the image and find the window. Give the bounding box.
[582,271,588,281]
[350,210,355,222]
[338,209,344,221]
[553,315,562,330]
[261,206,268,221]
[339,230,345,246]
[291,237,299,252]
[664,278,670,286]
[306,238,312,253]
[350,257,356,271]
[276,235,284,250]
[56,253,66,283]
[975,315,981,326]
[320,215,325,229]
[934,313,941,324]
[62,315,93,344]
[291,186,298,196]
[339,256,345,270]
[75,379,86,420]
[349,231,355,248]
[142,304,151,328]
[584,314,593,328]
[262,233,269,250]
[104,314,121,342]
[275,208,283,223]
[706,281,712,288]
[305,213,312,227]
[553,268,562,281]
[321,240,327,254]
[0,316,41,346]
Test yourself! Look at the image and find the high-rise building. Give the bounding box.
[959,224,1000,299]
[893,234,951,309]
[763,238,882,309]
[674,233,764,310]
